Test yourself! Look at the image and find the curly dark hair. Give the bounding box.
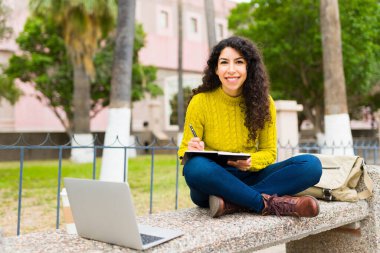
[192,36,271,142]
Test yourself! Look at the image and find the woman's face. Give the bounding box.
[215,47,247,97]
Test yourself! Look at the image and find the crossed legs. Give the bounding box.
[183,154,322,214]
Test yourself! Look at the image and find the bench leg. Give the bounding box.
[286,220,375,252]
[287,166,380,253]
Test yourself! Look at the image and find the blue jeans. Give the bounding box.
[183,154,322,213]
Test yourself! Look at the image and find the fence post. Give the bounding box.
[275,100,303,161]
[17,148,24,236]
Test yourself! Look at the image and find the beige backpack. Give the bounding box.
[296,154,373,202]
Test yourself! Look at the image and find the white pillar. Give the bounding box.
[275,100,303,161]
[322,113,354,155]
[70,134,94,163]
[100,107,132,182]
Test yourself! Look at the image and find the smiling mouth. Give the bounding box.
[226,77,240,81]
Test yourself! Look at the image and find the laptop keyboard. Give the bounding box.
[140,233,164,245]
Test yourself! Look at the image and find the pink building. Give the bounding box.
[0,0,236,138]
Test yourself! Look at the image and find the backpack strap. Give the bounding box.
[358,163,374,200]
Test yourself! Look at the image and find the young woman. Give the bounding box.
[178,36,322,218]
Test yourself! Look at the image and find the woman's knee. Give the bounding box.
[183,156,219,184]
[299,154,322,184]
[184,156,204,178]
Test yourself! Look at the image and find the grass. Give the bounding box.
[0,155,194,236]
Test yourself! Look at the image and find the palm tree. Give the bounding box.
[30,0,116,133]
[320,0,353,154]
[100,0,136,182]
[29,0,116,161]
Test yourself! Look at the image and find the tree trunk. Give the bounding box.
[72,62,91,133]
[70,60,94,163]
[303,104,323,137]
[320,0,348,115]
[204,0,217,50]
[110,0,135,107]
[100,0,136,182]
[320,0,353,154]
[314,105,324,135]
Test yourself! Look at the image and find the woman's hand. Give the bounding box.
[227,157,252,171]
[187,137,205,151]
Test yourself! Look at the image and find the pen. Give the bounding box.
[189,124,198,137]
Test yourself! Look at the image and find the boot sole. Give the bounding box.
[304,195,320,217]
[209,195,223,218]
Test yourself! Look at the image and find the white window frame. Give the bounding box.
[185,12,202,41]
[159,10,169,29]
[156,5,173,36]
[215,18,228,42]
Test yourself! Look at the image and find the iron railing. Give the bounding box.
[0,134,379,235]
[279,139,379,164]
[0,134,179,236]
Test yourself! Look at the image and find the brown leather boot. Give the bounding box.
[261,194,320,217]
[209,195,248,218]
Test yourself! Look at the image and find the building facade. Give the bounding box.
[0,0,235,139]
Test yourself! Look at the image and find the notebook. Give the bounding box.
[63,178,184,250]
[181,150,250,165]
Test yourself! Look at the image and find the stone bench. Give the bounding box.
[2,166,380,253]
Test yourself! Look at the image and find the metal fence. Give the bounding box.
[0,134,379,236]
[0,134,180,236]
[282,139,380,164]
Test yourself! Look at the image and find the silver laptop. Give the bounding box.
[64,178,183,250]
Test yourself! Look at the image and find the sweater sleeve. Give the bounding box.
[249,97,277,171]
[178,95,205,159]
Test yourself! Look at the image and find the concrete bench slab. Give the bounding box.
[1,201,369,253]
[2,166,379,253]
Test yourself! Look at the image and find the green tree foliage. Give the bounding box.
[92,23,162,108]
[170,87,193,125]
[29,0,117,81]
[0,75,20,104]
[29,0,118,133]
[0,0,11,39]
[0,0,18,103]
[364,83,380,110]
[0,15,161,133]
[229,0,380,131]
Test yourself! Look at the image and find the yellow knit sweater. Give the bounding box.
[178,87,277,171]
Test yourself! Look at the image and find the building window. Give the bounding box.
[190,17,198,33]
[186,13,202,40]
[156,7,174,36]
[159,10,169,29]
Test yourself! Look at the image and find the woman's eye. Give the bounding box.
[220,61,228,64]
